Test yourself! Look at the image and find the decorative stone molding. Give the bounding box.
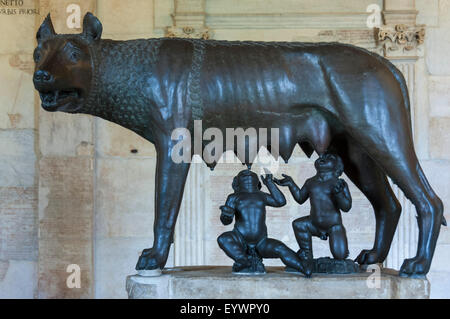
[382,10,418,26]
[165,0,211,39]
[165,26,210,39]
[382,0,417,25]
[377,24,425,58]
[206,12,371,30]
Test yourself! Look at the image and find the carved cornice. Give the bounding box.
[382,10,418,25]
[205,12,370,29]
[165,26,210,39]
[377,24,425,58]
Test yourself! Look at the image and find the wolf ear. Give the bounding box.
[36,14,56,42]
[82,12,102,41]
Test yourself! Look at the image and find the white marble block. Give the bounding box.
[126,266,430,299]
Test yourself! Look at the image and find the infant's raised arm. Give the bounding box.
[220,194,237,225]
[333,179,352,212]
[261,174,286,207]
[274,174,309,205]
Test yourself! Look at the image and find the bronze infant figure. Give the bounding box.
[218,170,311,276]
[33,12,445,277]
[275,154,352,270]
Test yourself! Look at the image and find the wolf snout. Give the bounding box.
[33,70,54,86]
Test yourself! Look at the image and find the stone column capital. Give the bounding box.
[377,24,425,59]
[376,0,424,59]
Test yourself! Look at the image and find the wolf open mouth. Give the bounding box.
[39,89,81,112]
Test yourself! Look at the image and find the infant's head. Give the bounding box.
[232,169,262,192]
[314,153,344,177]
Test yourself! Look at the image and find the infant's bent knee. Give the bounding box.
[217,232,233,247]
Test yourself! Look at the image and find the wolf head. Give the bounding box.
[33,12,102,113]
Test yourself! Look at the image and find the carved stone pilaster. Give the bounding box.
[377,24,425,58]
[384,63,418,270]
[174,161,206,266]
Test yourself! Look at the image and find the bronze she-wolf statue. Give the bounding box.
[32,12,445,277]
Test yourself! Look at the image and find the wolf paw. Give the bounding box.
[399,257,429,278]
[135,248,166,270]
[355,249,381,265]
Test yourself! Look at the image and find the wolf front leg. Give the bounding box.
[136,141,191,271]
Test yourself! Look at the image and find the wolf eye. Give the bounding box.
[63,42,82,63]
[69,51,80,62]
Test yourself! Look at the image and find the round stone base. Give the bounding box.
[232,271,266,276]
[137,269,162,277]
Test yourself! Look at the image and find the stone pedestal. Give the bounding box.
[126,266,430,299]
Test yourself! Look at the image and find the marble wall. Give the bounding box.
[0,0,448,298]
[0,0,38,298]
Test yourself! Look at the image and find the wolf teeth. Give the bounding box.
[40,89,79,106]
